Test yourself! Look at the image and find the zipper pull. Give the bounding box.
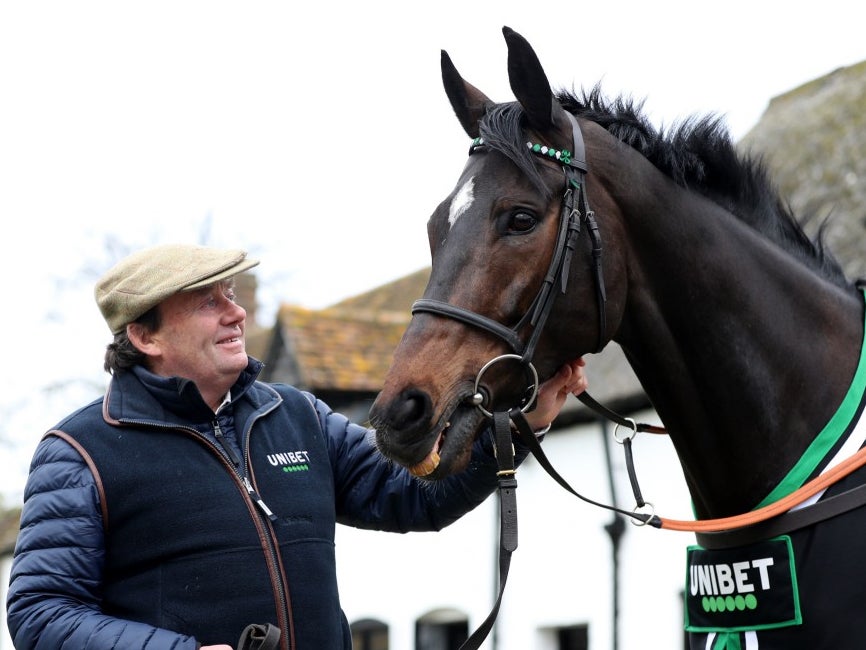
[244,476,278,521]
[213,419,242,467]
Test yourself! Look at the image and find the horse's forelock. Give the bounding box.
[477,102,554,200]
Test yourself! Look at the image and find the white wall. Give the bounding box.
[336,410,696,650]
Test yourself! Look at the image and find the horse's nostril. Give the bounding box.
[389,388,432,432]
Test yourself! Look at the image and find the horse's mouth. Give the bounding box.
[408,431,444,477]
[407,404,485,480]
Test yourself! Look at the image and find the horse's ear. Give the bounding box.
[502,26,555,132]
[441,50,493,139]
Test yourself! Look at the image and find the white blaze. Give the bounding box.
[448,177,475,229]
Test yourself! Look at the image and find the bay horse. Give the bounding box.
[369,26,866,649]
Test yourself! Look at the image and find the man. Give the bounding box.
[6,243,587,649]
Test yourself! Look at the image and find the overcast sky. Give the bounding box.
[1,0,864,502]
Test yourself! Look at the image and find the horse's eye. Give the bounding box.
[507,211,537,234]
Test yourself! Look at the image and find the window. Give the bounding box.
[351,618,389,650]
[555,624,588,650]
[415,608,469,650]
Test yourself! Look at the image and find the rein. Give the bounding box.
[523,399,866,544]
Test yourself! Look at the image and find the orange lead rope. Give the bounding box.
[658,443,866,533]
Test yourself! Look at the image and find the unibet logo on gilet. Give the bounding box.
[267,450,311,473]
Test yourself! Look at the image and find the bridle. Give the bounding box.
[414,111,626,650]
[412,111,607,368]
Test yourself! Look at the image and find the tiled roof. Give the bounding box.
[274,304,413,392]
[263,267,432,392]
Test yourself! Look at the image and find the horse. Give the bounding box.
[368,26,866,649]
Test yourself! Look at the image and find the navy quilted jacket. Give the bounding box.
[7,358,513,649]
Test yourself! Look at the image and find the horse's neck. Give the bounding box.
[616,192,863,518]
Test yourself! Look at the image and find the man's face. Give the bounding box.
[146,281,249,393]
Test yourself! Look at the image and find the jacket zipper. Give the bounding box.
[243,476,277,521]
[213,418,242,466]
[212,419,278,520]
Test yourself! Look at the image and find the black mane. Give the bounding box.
[477,86,848,286]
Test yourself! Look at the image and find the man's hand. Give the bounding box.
[523,358,588,433]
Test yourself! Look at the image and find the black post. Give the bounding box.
[601,421,625,650]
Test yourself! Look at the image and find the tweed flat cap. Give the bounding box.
[95,244,260,334]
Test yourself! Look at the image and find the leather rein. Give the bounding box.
[414,112,866,649]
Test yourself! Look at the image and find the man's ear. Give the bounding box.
[126,322,157,355]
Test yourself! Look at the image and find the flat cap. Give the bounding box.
[95,243,260,334]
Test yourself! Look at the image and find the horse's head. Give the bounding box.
[370,27,623,479]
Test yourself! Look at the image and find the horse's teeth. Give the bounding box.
[408,450,441,477]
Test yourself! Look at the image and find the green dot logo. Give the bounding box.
[699,592,759,614]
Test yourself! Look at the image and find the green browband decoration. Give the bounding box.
[528,141,573,165]
[469,137,573,165]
